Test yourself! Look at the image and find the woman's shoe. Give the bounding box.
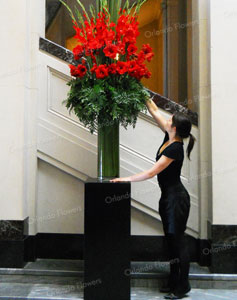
[164,292,180,299]
[164,292,182,299]
[164,282,191,299]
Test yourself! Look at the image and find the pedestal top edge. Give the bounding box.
[85,177,131,184]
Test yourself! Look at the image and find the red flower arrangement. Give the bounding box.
[60,0,153,135]
[68,8,153,81]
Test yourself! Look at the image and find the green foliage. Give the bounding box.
[59,0,148,25]
[62,74,150,134]
[58,0,78,26]
[59,0,151,134]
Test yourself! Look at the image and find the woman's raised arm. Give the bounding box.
[145,97,167,133]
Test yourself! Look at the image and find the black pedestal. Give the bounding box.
[84,178,131,300]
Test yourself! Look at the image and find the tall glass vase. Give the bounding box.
[97,117,120,180]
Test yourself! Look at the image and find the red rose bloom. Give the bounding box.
[95,64,109,79]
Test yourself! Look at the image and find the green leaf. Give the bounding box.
[89,4,96,19]
[96,0,100,16]
[58,0,79,27]
[128,1,137,15]
[74,5,85,27]
[122,0,129,12]
[76,0,91,24]
[133,0,148,17]
[62,72,149,134]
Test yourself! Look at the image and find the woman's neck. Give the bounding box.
[168,132,183,143]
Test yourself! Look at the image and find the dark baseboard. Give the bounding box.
[130,234,201,262]
[0,218,29,268]
[0,238,28,268]
[23,233,211,266]
[35,233,84,260]
[2,219,237,273]
[0,231,211,268]
[207,221,237,273]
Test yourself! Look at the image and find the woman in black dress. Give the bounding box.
[110,97,196,299]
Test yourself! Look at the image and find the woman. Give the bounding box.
[110,97,196,299]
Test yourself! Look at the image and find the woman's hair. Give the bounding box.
[171,112,196,160]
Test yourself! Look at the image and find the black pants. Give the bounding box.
[159,182,191,290]
[165,231,190,290]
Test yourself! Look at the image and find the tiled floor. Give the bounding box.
[131,287,237,299]
[0,283,237,299]
[0,259,236,299]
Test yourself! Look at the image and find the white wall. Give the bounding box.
[36,159,165,235]
[210,0,237,225]
[0,0,45,221]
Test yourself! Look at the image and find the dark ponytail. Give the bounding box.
[187,133,196,161]
[171,112,196,161]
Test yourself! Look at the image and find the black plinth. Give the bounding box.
[84,178,131,300]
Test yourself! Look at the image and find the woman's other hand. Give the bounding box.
[110,177,131,182]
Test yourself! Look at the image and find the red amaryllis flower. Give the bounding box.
[91,54,97,64]
[127,62,142,79]
[69,64,87,78]
[141,44,154,62]
[144,70,152,79]
[127,60,137,72]
[108,63,117,75]
[103,44,118,59]
[116,14,130,40]
[73,45,84,60]
[77,64,87,78]
[95,64,109,79]
[117,41,125,55]
[109,22,116,28]
[136,51,146,63]
[124,27,136,43]
[116,61,127,75]
[69,10,153,82]
[135,62,152,80]
[127,44,137,56]
[69,64,78,77]
[81,57,87,65]
[90,64,97,73]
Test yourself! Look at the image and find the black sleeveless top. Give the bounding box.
[156,131,184,188]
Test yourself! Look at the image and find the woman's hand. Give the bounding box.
[110,177,131,182]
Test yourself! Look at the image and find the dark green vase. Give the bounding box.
[97,118,120,180]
